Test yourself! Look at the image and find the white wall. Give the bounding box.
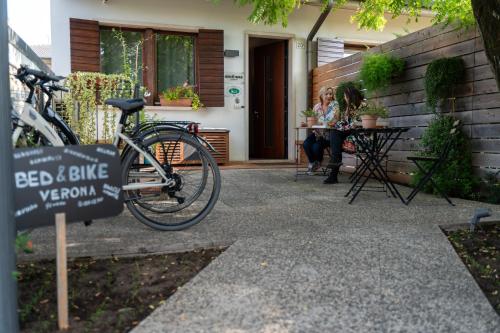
[51,0,432,161]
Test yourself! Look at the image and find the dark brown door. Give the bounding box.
[251,41,285,159]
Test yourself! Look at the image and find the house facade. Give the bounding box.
[50,0,432,162]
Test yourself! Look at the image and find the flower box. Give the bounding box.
[159,97,193,107]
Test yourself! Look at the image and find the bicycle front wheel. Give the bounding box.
[121,131,221,231]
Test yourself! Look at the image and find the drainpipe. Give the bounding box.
[306,0,334,108]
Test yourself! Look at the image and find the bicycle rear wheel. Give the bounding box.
[121,131,221,231]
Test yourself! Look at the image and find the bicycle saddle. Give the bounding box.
[105,98,144,112]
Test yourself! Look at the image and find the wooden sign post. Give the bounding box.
[13,145,124,330]
[55,213,68,330]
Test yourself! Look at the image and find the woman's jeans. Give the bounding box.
[329,129,352,165]
[303,133,329,163]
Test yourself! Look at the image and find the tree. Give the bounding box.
[227,0,500,88]
[470,0,500,90]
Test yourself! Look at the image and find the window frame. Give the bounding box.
[343,42,377,58]
[99,25,199,105]
[154,30,198,104]
[99,26,146,81]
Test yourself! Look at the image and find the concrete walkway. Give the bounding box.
[27,169,500,332]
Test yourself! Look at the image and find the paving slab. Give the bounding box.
[22,169,500,332]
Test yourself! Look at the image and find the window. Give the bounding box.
[343,43,374,58]
[100,28,143,84]
[73,18,222,107]
[156,34,196,96]
[92,23,223,107]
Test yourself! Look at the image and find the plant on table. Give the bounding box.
[357,102,389,128]
[412,115,477,199]
[161,84,204,110]
[424,57,465,111]
[301,108,318,127]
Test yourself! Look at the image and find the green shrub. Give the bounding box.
[359,53,404,93]
[335,81,364,113]
[411,115,477,199]
[424,57,465,109]
[474,171,500,204]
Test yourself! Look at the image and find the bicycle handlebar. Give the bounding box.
[45,84,69,93]
[16,65,64,83]
[15,65,68,103]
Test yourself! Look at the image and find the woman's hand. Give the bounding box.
[345,108,351,120]
[334,108,341,121]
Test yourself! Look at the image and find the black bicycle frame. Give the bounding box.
[39,83,80,145]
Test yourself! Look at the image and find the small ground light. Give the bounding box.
[469,208,492,232]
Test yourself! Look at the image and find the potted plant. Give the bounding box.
[160,85,204,110]
[358,102,389,128]
[301,108,318,127]
[359,54,404,95]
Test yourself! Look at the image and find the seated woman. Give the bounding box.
[303,86,339,174]
[324,86,364,184]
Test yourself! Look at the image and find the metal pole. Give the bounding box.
[0,0,20,331]
[134,83,140,130]
[306,0,333,108]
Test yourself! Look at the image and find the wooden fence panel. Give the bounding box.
[311,24,500,183]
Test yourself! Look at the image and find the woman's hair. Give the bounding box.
[318,86,334,104]
[344,86,364,110]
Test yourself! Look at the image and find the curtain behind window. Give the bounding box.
[156,34,195,95]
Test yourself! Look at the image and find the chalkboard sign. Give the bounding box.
[14,145,123,230]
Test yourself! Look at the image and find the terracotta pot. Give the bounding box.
[361,115,378,129]
[159,97,193,107]
[306,116,318,127]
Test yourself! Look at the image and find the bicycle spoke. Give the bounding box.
[122,132,220,231]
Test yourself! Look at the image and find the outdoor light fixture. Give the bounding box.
[469,208,492,232]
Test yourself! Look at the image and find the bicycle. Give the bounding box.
[12,66,221,231]
[11,68,68,147]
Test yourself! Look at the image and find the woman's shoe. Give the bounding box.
[306,163,314,175]
[323,172,338,184]
[311,161,320,172]
[323,166,339,184]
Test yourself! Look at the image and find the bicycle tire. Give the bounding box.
[132,132,209,213]
[121,131,221,231]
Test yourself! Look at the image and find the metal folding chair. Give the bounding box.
[405,123,460,206]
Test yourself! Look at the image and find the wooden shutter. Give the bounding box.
[198,29,224,107]
[317,37,344,66]
[69,18,100,72]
